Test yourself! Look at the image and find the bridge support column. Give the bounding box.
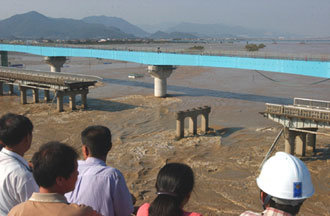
[69,94,76,110]
[0,51,8,67]
[306,128,317,153]
[201,106,211,134]
[44,56,66,72]
[284,127,295,155]
[81,90,88,109]
[19,86,27,104]
[176,113,185,139]
[295,132,306,156]
[0,82,3,95]
[56,92,64,112]
[148,65,175,97]
[189,115,198,135]
[32,89,39,103]
[8,85,14,95]
[44,90,50,102]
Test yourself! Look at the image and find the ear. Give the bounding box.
[82,145,89,159]
[260,191,271,209]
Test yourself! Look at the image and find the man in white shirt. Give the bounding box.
[0,113,39,215]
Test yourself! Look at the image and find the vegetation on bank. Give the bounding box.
[188,45,205,50]
[245,43,266,51]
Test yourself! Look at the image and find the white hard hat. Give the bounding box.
[257,152,314,200]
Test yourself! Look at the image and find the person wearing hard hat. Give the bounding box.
[240,152,314,216]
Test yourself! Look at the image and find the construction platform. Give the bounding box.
[262,98,330,156]
[0,67,98,112]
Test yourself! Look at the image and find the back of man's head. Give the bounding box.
[81,125,112,158]
[0,113,33,147]
[32,141,78,188]
[257,152,314,215]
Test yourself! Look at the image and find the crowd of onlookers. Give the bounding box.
[0,113,315,216]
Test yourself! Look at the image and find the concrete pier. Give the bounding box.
[0,51,8,67]
[306,128,317,152]
[175,106,211,139]
[283,127,317,156]
[0,82,3,95]
[44,90,50,102]
[19,86,27,104]
[148,65,175,97]
[44,56,66,72]
[32,89,39,103]
[8,85,14,95]
[56,92,64,112]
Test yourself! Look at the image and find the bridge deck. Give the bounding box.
[1,44,330,79]
[0,67,97,90]
[265,103,330,123]
[0,67,98,112]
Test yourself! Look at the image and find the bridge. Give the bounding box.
[262,98,330,156]
[0,66,97,112]
[1,43,330,97]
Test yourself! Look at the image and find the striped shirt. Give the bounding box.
[240,207,293,216]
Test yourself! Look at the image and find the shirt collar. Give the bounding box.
[0,148,30,168]
[29,193,68,203]
[84,157,106,166]
[264,207,293,216]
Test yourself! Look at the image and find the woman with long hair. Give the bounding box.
[137,163,202,216]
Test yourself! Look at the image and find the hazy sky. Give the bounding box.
[1,0,330,37]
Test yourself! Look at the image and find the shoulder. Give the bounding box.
[184,211,203,216]
[137,203,150,216]
[2,161,34,184]
[68,203,101,216]
[239,211,261,216]
[7,201,27,215]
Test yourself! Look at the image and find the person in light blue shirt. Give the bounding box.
[65,125,133,216]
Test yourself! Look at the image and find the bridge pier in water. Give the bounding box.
[148,65,176,97]
[284,127,317,156]
[175,106,211,139]
[44,56,66,72]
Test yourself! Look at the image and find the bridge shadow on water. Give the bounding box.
[301,144,330,161]
[85,98,137,112]
[102,78,293,104]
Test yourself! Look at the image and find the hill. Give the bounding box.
[82,16,149,37]
[149,31,197,39]
[166,22,268,38]
[0,11,133,40]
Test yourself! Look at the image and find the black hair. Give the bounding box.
[31,141,78,188]
[149,163,195,216]
[0,113,33,147]
[269,199,304,215]
[81,125,112,158]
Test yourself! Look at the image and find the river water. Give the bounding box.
[1,42,329,215]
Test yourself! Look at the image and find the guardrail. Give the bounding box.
[294,98,330,110]
[265,103,330,122]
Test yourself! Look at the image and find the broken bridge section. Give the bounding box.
[175,106,211,139]
[262,98,330,156]
[0,67,97,112]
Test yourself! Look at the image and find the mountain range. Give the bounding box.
[0,11,292,40]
